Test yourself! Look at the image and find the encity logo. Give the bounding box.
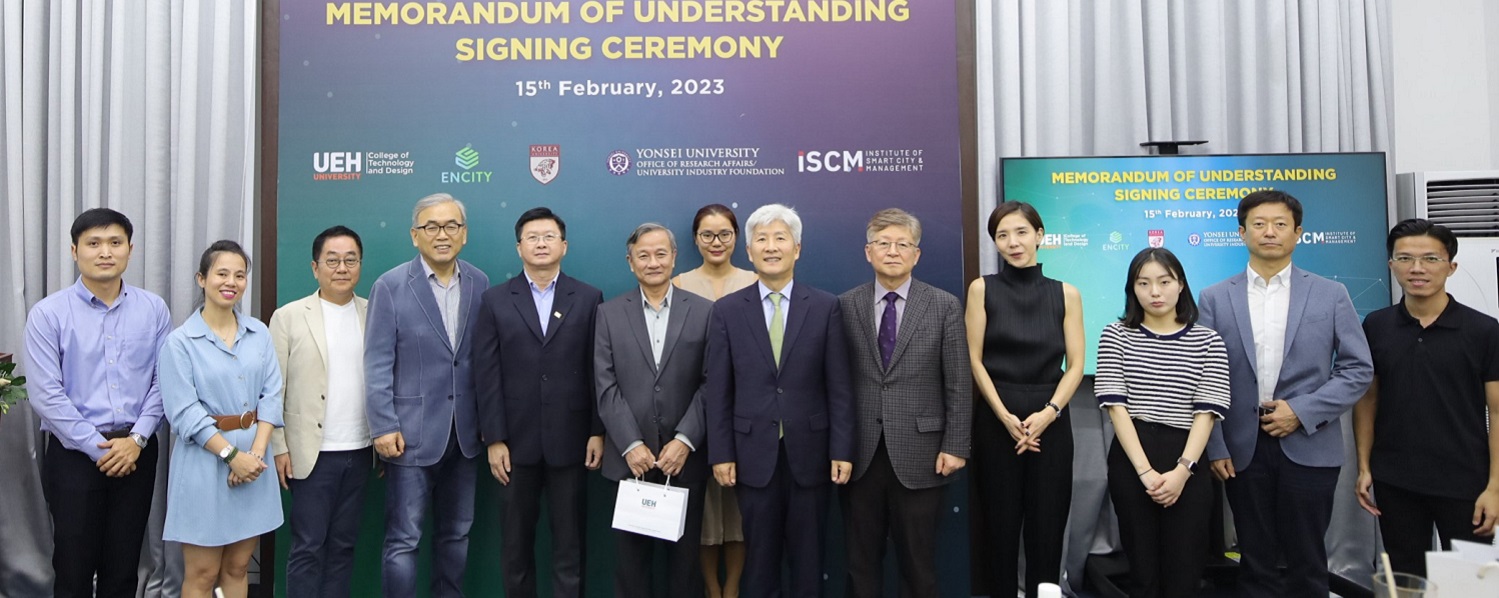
[455,144,480,170]
[441,144,492,184]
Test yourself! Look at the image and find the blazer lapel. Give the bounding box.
[1227,273,1258,376]
[742,290,777,373]
[405,259,454,354]
[543,274,576,346]
[453,264,476,354]
[303,294,329,368]
[887,282,928,373]
[655,291,689,380]
[509,276,546,343]
[778,284,812,371]
[1281,266,1312,357]
[852,284,881,372]
[623,293,659,376]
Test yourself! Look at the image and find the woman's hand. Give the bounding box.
[998,411,1027,446]
[1015,408,1058,454]
[1148,466,1190,507]
[227,451,267,487]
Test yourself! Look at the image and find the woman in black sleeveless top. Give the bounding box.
[965,202,1086,597]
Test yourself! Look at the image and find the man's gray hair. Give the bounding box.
[626,222,677,252]
[744,203,802,247]
[865,208,922,245]
[411,193,468,226]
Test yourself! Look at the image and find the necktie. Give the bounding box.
[769,292,785,367]
[879,291,899,368]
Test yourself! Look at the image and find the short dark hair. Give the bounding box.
[1237,190,1304,228]
[1120,247,1198,328]
[692,204,740,235]
[514,207,566,242]
[311,225,363,260]
[987,201,1044,240]
[71,208,134,245]
[1387,218,1458,260]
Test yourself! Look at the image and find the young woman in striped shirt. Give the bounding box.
[1095,247,1231,598]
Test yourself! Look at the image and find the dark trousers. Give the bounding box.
[737,444,830,598]
[612,472,707,598]
[42,434,159,598]
[503,463,588,598]
[1106,422,1212,598]
[841,439,943,598]
[286,447,372,598]
[1225,432,1340,598]
[382,434,476,598]
[1373,480,1487,578]
[971,383,1072,597]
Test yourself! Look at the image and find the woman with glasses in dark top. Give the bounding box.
[1096,247,1231,598]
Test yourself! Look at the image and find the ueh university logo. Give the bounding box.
[313,152,362,181]
[531,145,560,184]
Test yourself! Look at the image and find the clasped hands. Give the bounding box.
[227,450,268,487]
[1000,408,1059,455]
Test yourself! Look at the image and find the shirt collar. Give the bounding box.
[71,277,131,309]
[759,279,794,302]
[876,277,912,302]
[182,308,250,339]
[419,258,461,286]
[525,270,560,294]
[641,285,673,311]
[1397,295,1462,330]
[1247,263,1292,287]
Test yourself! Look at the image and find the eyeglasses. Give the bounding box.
[698,230,735,244]
[522,233,562,246]
[321,257,361,269]
[1390,255,1448,266]
[868,240,916,253]
[415,222,464,237]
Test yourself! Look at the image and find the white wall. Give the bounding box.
[1391,0,1499,173]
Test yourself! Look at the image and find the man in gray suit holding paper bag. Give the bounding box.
[838,208,972,598]
[595,222,712,597]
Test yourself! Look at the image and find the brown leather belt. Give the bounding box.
[212,411,258,431]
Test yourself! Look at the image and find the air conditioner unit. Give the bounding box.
[1395,171,1499,319]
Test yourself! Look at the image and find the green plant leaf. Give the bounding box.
[0,362,14,375]
[10,376,23,386]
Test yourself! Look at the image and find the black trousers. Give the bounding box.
[1106,422,1212,598]
[1225,432,1340,598]
[840,439,944,598]
[285,447,372,598]
[503,463,588,598]
[612,471,707,598]
[971,382,1072,597]
[1373,480,1488,578]
[42,434,159,598]
[737,443,830,598]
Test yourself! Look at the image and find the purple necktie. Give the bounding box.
[879,291,899,368]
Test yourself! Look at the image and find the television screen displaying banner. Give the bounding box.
[1002,152,1391,375]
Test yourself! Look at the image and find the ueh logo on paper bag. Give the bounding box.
[531,145,561,185]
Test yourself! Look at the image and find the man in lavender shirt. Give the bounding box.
[23,208,172,598]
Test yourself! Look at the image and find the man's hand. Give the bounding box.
[713,462,736,487]
[275,453,293,490]
[656,440,691,478]
[625,444,656,478]
[1355,470,1381,517]
[374,431,405,459]
[96,438,142,478]
[936,452,966,476]
[831,460,852,485]
[1258,400,1302,437]
[1473,487,1499,537]
[1210,458,1235,481]
[585,435,604,470]
[487,442,513,485]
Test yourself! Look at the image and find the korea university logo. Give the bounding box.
[531,145,561,185]
[442,144,492,184]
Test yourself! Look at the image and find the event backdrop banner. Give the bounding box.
[277,0,963,308]
[276,1,964,596]
[1004,153,1391,375]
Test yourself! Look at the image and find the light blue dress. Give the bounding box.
[159,309,284,546]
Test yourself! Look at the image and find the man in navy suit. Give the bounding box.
[474,207,605,598]
[1198,190,1372,598]
[705,203,855,598]
[364,193,490,598]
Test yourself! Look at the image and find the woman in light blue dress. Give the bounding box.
[158,240,283,598]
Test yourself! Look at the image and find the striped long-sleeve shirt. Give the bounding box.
[1095,322,1231,429]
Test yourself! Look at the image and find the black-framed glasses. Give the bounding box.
[1390,255,1447,266]
[415,222,464,237]
[321,257,361,269]
[698,230,735,244]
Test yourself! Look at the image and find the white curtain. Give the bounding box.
[976,0,1393,595]
[0,1,259,596]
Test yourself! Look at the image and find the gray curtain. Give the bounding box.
[976,0,1394,595]
[0,1,259,596]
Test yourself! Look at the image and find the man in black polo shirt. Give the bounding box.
[1354,218,1499,577]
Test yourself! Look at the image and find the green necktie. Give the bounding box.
[769,292,784,367]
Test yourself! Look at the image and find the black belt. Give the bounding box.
[99,427,134,440]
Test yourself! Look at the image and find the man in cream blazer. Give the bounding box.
[269,226,372,598]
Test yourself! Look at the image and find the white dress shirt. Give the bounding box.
[1246,263,1292,404]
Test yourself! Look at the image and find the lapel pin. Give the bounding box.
[553,311,563,319]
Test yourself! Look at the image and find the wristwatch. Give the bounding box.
[1177,457,1197,475]
[129,433,148,449]
[218,445,237,464]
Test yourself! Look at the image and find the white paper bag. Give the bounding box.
[1425,539,1499,596]
[612,477,690,542]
